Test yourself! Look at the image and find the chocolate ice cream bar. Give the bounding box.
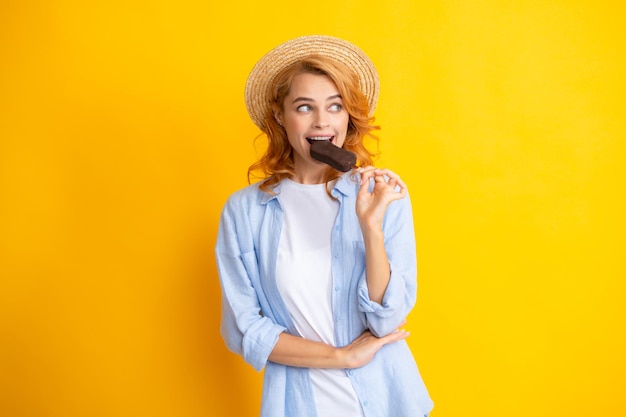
[309,140,356,172]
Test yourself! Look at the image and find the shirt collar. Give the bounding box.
[333,171,359,197]
[258,171,358,205]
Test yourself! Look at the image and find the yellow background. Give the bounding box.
[1,1,624,416]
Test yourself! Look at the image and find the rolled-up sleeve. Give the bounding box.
[357,193,418,337]
[215,198,285,371]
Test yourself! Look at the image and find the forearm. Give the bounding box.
[269,328,409,370]
[362,226,391,304]
[356,168,405,305]
[268,332,345,368]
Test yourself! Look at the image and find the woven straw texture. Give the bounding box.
[244,35,380,131]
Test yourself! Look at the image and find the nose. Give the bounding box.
[312,111,330,128]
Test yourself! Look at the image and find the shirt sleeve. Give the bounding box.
[357,192,418,337]
[215,197,286,371]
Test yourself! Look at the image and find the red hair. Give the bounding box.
[247,55,380,193]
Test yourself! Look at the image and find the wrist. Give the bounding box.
[335,344,366,369]
[360,224,384,241]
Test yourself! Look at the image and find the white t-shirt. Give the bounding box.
[275,179,364,417]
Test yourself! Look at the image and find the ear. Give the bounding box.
[272,105,283,126]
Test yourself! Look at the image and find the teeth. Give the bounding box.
[307,136,332,141]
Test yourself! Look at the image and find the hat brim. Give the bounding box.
[244,35,380,131]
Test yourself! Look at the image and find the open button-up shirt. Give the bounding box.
[215,171,433,417]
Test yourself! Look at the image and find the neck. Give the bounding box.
[291,161,328,184]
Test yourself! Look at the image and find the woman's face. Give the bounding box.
[278,72,349,182]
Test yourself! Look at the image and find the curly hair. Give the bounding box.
[247,55,380,193]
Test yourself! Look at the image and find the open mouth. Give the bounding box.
[306,136,334,144]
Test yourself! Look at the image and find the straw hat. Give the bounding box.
[244,35,380,131]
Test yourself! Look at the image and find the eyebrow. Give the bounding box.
[291,94,342,104]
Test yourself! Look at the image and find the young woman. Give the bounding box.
[216,35,433,417]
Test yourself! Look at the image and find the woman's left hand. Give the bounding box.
[355,167,407,231]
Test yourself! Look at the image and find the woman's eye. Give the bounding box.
[329,103,343,112]
[296,104,312,112]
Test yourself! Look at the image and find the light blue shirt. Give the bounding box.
[215,171,433,417]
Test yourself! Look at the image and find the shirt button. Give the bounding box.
[363,401,368,407]
[334,286,340,291]
[334,252,339,258]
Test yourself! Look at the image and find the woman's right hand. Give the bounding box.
[339,324,410,369]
